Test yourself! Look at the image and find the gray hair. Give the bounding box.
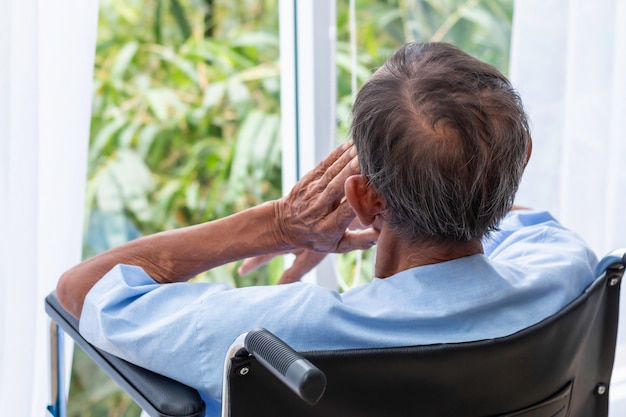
[351,42,531,242]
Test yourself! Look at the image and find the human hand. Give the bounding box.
[239,217,375,284]
[271,142,379,253]
[238,249,328,284]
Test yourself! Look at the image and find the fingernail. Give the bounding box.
[350,157,359,169]
[349,146,357,157]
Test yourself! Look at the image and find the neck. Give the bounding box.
[374,227,484,278]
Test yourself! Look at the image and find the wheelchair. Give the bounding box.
[46,249,626,417]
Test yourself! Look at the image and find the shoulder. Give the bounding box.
[484,210,597,265]
[482,210,598,305]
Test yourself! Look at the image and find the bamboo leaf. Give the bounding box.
[94,150,154,224]
[335,51,375,83]
[226,111,263,199]
[146,90,169,121]
[226,78,251,105]
[170,0,192,40]
[145,88,187,122]
[153,179,183,226]
[148,45,200,84]
[89,117,127,163]
[185,182,200,211]
[119,120,142,148]
[111,0,140,24]
[376,9,405,43]
[94,163,124,213]
[226,111,280,204]
[252,113,279,172]
[202,81,226,108]
[137,124,161,158]
[459,3,494,28]
[110,41,139,86]
[154,0,163,43]
[230,31,279,49]
[114,150,154,222]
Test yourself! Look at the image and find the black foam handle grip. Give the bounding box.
[244,328,327,405]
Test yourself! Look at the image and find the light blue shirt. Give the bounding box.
[80,210,597,415]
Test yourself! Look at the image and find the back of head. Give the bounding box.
[351,42,531,243]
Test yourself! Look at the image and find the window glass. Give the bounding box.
[70,1,513,414]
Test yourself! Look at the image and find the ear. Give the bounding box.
[523,137,533,170]
[345,175,386,227]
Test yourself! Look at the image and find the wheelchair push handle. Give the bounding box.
[244,328,327,406]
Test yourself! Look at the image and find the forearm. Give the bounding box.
[134,201,291,281]
[57,202,287,318]
[57,142,362,318]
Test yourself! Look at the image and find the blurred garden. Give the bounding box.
[69,0,513,415]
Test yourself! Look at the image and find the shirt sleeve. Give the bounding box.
[78,263,347,408]
[79,264,227,387]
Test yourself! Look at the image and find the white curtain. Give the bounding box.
[510,0,626,415]
[0,0,98,415]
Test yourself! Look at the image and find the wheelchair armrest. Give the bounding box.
[45,291,206,417]
[595,248,626,278]
[244,328,326,405]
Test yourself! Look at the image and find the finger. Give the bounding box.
[278,251,328,284]
[336,227,380,253]
[238,253,280,275]
[307,198,358,253]
[318,149,359,202]
[300,142,353,185]
[332,198,359,232]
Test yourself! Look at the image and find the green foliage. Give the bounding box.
[333,0,512,146]
[68,348,141,417]
[71,1,513,416]
[398,0,513,73]
[86,0,282,251]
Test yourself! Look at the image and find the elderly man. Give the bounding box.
[57,42,596,415]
